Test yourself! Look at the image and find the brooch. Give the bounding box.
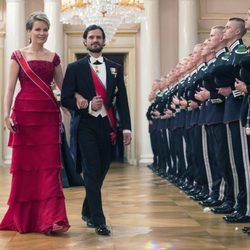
[110,67,117,78]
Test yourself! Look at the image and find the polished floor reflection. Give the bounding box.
[1,164,250,250]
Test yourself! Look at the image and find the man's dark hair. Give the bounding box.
[83,25,106,40]
[229,17,247,37]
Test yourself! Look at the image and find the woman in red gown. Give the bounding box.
[0,11,70,234]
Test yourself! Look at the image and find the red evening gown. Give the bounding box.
[0,52,70,234]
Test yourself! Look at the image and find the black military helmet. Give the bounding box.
[239,55,250,85]
[212,64,235,88]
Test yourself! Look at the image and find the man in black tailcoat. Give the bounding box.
[61,25,131,236]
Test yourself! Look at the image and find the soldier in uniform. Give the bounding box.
[190,41,216,201]
[211,18,247,214]
[147,80,161,171]
[199,26,229,208]
[225,11,250,226]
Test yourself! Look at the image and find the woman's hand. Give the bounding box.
[5,117,15,133]
[75,93,88,109]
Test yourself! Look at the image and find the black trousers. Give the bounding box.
[189,127,199,183]
[158,129,168,173]
[194,125,208,188]
[164,129,172,172]
[183,128,193,182]
[149,129,159,167]
[78,115,112,226]
[229,121,246,212]
[174,128,186,177]
[169,129,177,175]
[210,123,234,203]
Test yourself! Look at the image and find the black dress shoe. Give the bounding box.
[224,214,250,223]
[179,180,191,189]
[242,227,250,233]
[160,172,168,178]
[211,203,235,214]
[86,220,96,228]
[81,216,96,228]
[95,225,111,236]
[156,170,164,176]
[147,163,154,169]
[175,178,185,187]
[169,176,179,184]
[223,211,240,220]
[187,187,202,196]
[199,197,223,207]
[165,174,174,181]
[190,193,209,201]
[181,183,193,191]
[81,216,89,222]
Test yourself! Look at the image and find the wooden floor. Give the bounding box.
[1,164,250,250]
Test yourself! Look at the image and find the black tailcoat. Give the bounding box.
[61,56,131,173]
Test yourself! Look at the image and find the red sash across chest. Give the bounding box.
[90,67,116,142]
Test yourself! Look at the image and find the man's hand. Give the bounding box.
[180,97,188,107]
[200,87,210,100]
[123,132,132,145]
[91,95,103,111]
[165,109,173,118]
[153,110,161,117]
[189,100,198,109]
[172,95,180,105]
[217,87,232,97]
[194,92,203,101]
[75,93,88,109]
[170,102,176,110]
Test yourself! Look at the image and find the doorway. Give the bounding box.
[64,30,137,164]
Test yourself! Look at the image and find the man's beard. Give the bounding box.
[87,43,104,53]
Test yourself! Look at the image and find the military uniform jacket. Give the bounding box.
[206,49,227,125]
[223,39,245,123]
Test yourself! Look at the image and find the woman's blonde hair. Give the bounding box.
[26,11,50,31]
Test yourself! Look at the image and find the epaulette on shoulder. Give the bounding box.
[222,51,231,61]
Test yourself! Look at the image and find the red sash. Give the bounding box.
[90,67,116,142]
[14,50,59,110]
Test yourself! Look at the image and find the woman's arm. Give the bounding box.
[54,64,63,90]
[4,59,19,131]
